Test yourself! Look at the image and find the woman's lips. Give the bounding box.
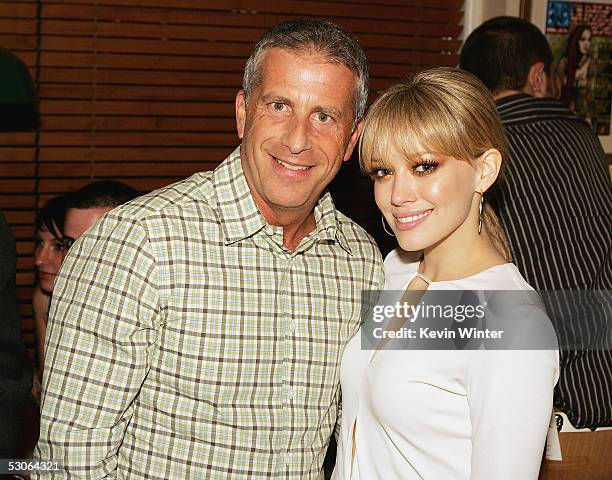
[39,271,57,279]
[393,209,432,230]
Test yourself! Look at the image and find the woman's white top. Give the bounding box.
[332,249,559,480]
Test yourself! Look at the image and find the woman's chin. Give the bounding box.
[39,281,55,295]
[396,235,429,253]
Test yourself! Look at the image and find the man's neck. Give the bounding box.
[281,214,316,252]
[256,199,317,252]
[493,89,526,101]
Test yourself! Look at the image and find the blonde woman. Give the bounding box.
[332,68,558,479]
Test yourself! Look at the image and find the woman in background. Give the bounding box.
[556,24,593,124]
[33,195,67,375]
[333,68,558,479]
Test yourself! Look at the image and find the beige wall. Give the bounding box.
[463,0,524,38]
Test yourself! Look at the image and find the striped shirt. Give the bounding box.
[34,147,384,479]
[495,94,612,429]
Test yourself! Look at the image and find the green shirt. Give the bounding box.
[35,147,384,479]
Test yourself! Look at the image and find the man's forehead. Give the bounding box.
[65,206,113,232]
[259,47,353,73]
[255,48,357,105]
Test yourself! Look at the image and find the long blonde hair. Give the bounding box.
[360,67,512,261]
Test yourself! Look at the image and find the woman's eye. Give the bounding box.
[373,168,392,178]
[62,238,75,251]
[414,162,438,175]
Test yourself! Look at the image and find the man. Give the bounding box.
[461,16,612,478]
[0,46,35,460]
[34,20,383,479]
[32,181,138,373]
[62,180,139,251]
[0,209,32,458]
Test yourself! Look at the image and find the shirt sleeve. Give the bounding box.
[33,211,160,479]
[466,306,559,480]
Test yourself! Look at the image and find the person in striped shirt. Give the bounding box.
[461,16,612,479]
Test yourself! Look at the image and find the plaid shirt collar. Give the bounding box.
[212,146,352,254]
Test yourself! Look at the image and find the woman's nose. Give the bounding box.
[390,174,418,206]
[34,245,50,266]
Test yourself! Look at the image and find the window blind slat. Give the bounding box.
[41,4,462,25]
[40,116,236,131]
[39,146,231,161]
[43,0,463,19]
[40,85,238,102]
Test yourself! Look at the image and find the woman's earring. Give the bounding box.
[381,214,395,237]
[478,194,484,234]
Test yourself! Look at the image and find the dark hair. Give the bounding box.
[243,19,369,125]
[560,24,591,104]
[36,195,68,240]
[460,16,553,95]
[67,180,139,210]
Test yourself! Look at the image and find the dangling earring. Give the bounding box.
[381,214,395,237]
[478,193,484,234]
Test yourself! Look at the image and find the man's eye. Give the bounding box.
[317,112,331,122]
[272,102,286,111]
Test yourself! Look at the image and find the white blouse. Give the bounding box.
[332,249,559,480]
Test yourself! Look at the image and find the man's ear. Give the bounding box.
[235,90,246,140]
[342,119,364,162]
[525,62,548,98]
[477,148,502,194]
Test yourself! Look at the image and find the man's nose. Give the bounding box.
[282,115,311,154]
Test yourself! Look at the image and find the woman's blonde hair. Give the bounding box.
[360,67,512,261]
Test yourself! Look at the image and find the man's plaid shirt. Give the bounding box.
[34,147,384,479]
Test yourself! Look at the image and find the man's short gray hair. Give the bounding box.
[242,19,369,125]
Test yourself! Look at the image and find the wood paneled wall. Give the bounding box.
[0,0,464,362]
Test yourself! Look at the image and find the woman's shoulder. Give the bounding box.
[463,263,534,291]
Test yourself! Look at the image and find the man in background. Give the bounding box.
[62,180,139,251]
[0,210,32,459]
[461,16,612,478]
[0,46,36,461]
[32,180,138,376]
[35,20,383,479]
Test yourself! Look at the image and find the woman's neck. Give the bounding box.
[418,225,507,283]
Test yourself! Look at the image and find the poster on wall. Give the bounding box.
[545,1,612,137]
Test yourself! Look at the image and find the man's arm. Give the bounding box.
[34,212,160,479]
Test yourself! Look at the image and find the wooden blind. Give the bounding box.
[0,0,464,362]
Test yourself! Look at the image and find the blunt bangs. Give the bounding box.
[360,68,507,174]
